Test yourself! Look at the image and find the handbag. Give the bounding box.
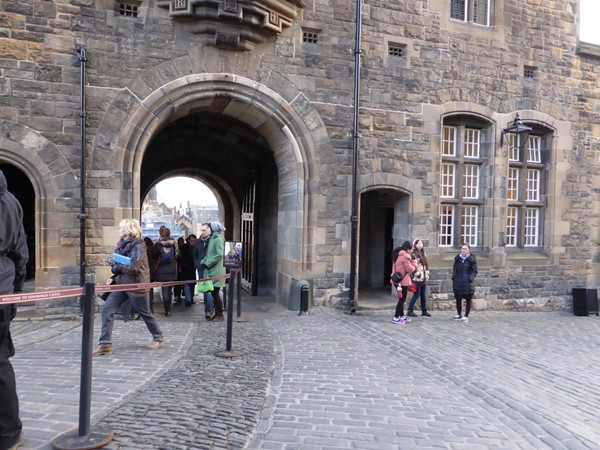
[408,281,418,293]
[196,276,213,293]
[390,272,402,284]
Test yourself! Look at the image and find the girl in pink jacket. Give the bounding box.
[390,240,418,324]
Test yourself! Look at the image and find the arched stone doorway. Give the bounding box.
[140,112,278,295]
[0,163,36,281]
[93,72,330,305]
[0,129,65,291]
[358,188,412,290]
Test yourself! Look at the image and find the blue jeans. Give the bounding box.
[204,292,214,315]
[408,284,428,312]
[99,290,163,344]
[183,284,195,304]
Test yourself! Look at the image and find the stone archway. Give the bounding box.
[357,179,416,296]
[91,71,331,304]
[0,123,66,289]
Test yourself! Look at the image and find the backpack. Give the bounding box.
[159,245,175,265]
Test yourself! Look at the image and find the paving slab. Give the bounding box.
[8,295,600,450]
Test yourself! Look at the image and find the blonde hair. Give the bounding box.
[119,218,142,238]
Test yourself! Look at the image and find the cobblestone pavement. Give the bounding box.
[9,297,600,450]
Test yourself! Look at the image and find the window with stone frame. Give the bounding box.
[439,116,492,248]
[505,131,547,248]
[450,0,491,27]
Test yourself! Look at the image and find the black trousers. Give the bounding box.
[0,320,22,449]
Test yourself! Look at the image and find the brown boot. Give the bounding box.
[92,344,112,356]
[147,337,164,350]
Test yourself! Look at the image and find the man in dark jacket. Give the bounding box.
[0,170,29,450]
[151,226,178,317]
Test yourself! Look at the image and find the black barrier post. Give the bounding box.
[52,281,114,450]
[222,280,227,312]
[299,284,309,316]
[79,281,94,435]
[234,269,247,322]
[215,269,244,358]
[225,272,234,351]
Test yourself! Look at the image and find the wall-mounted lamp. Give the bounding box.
[500,113,532,147]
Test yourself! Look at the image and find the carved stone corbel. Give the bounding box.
[157,0,305,50]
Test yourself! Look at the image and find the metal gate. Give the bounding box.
[241,175,258,295]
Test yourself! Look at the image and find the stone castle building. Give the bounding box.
[0,0,599,311]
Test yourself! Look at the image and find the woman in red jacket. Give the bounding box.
[390,240,418,325]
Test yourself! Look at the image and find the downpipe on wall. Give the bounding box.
[76,46,87,309]
[348,0,363,314]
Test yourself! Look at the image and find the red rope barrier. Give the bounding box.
[0,274,231,305]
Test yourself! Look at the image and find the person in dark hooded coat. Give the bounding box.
[452,243,478,322]
[0,169,29,450]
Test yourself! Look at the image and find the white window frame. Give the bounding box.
[439,205,455,247]
[524,208,539,247]
[526,169,540,202]
[441,162,456,198]
[507,167,519,201]
[528,135,541,163]
[461,205,479,246]
[450,0,491,27]
[464,129,480,158]
[439,121,486,248]
[506,132,545,248]
[506,206,518,247]
[442,126,457,156]
[462,164,479,199]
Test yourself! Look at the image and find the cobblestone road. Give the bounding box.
[9,300,600,450]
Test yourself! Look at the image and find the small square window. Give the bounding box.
[388,46,404,57]
[302,32,319,44]
[524,66,537,78]
[118,3,139,17]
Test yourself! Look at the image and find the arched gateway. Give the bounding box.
[91,70,330,305]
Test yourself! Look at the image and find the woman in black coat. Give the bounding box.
[452,243,478,322]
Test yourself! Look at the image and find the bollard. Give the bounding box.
[299,284,309,316]
[214,270,244,359]
[52,281,114,450]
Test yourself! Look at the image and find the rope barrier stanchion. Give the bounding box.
[215,268,244,359]
[234,268,247,322]
[52,281,114,450]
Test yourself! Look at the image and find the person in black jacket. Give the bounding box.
[151,226,178,317]
[0,170,28,450]
[179,234,197,307]
[452,243,478,322]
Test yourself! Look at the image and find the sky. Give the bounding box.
[155,177,217,208]
[580,0,600,45]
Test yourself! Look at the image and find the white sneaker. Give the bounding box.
[453,315,462,320]
[460,316,469,322]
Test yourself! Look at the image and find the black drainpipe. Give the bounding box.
[348,0,363,314]
[76,46,87,302]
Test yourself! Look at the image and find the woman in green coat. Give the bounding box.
[200,222,226,321]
